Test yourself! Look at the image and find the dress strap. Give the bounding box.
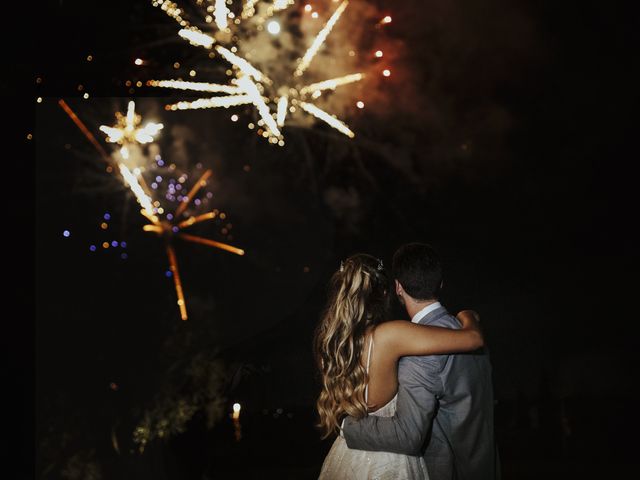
[365,333,374,403]
[366,334,374,373]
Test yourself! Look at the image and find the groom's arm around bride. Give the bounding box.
[342,308,497,479]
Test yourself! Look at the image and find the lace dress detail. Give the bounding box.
[318,336,429,479]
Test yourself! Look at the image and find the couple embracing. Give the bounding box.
[315,243,498,479]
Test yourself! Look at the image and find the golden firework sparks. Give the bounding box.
[298,101,354,138]
[147,0,366,142]
[146,79,242,94]
[99,101,164,159]
[214,0,231,30]
[298,73,364,95]
[165,95,254,111]
[178,27,216,47]
[294,0,349,77]
[59,100,244,321]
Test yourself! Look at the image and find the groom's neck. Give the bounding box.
[405,298,438,320]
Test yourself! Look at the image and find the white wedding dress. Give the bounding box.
[318,337,429,480]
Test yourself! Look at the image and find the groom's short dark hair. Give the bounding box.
[392,243,442,300]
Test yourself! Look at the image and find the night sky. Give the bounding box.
[23,0,640,478]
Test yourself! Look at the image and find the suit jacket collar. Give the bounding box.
[417,305,449,325]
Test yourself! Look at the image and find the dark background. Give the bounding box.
[23,0,640,478]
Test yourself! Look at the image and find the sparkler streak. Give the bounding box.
[178,28,215,48]
[276,96,288,127]
[178,232,245,256]
[299,101,354,138]
[215,46,268,83]
[58,99,114,167]
[299,73,364,95]
[165,95,253,111]
[237,75,281,136]
[175,169,213,218]
[166,244,188,320]
[153,0,189,27]
[177,211,217,229]
[143,224,164,233]
[147,80,242,94]
[119,164,157,219]
[295,0,349,76]
[134,169,157,205]
[214,0,230,30]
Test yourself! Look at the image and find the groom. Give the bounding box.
[342,243,499,479]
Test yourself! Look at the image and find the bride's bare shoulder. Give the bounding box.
[374,320,413,343]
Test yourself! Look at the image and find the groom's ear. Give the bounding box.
[395,280,403,295]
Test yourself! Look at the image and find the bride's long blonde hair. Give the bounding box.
[314,254,389,439]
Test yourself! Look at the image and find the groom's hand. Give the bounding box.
[456,309,480,323]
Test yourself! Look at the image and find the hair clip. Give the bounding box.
[339,261,344,272]
[377,259,384,271]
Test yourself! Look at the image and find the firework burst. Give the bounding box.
[59,99,244,321]
[99,101,164,161]
[146,0,391,143]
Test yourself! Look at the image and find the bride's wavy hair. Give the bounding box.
[314,253,389,439]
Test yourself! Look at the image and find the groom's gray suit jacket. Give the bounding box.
[343,306,498,480]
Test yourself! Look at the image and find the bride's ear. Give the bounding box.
[395,280,403,296]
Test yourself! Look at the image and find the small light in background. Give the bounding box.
[311,11,319,19]
[267,20,281,35]
[382,69,391,77]
[304,4,312,12]
[134,58,144,66]
[231,114,239,122]
[375,50,383,58]
[381,15,392,24]
[356,101,364,109]
[63,230,71,238]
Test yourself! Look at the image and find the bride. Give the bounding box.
[314,254,483,479]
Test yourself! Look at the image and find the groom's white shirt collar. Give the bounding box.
[411,301,442,324]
